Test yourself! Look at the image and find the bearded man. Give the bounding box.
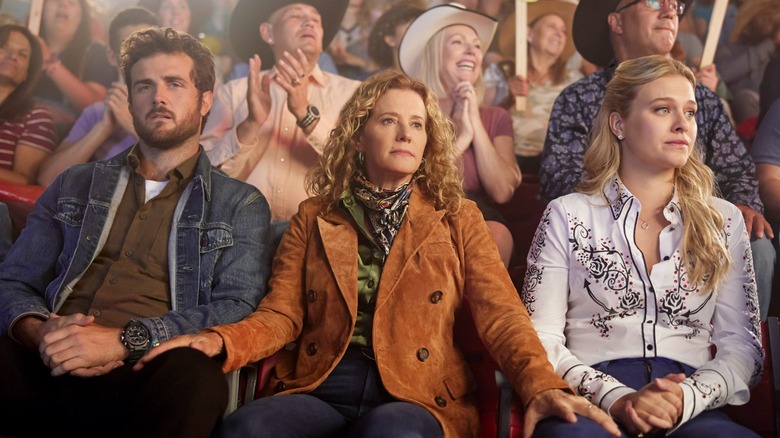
[0,28,273,437]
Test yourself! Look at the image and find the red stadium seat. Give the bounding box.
[0,180,44,240]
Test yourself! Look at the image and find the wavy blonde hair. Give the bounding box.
[578,55,729,293]
[306,69,464,216]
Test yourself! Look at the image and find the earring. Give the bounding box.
[418,157,426,171]
[357,151,364,164]
[617,134,624,141]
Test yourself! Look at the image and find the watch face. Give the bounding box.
[309,105,320,117]
[124,324,150,347]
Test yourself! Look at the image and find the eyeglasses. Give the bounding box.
[615,0,686,16]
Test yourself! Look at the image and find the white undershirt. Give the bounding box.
[144,179,168,203]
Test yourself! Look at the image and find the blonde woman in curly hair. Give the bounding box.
[522,55,763,437]
[139,69,619,438]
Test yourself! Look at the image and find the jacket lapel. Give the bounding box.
[317,211,359,320]
[376,190,446,308]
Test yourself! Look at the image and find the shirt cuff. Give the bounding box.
[600,386,635,414]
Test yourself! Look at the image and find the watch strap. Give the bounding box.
[121,322,150,364]
[297,105,320,129]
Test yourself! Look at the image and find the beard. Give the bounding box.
[134,100,202,151]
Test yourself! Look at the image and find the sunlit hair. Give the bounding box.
[120,27,215,129]
[579,55,729,293]
[307,69,464,216]
[411,26,485,102]
[0,25,43,121]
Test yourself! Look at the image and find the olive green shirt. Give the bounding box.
[341,192,386,347]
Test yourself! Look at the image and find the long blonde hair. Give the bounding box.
[306,69,464,216]
[579,55,729,293]
[412,26,485,102]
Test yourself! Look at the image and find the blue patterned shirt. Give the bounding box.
[540,65,763,213]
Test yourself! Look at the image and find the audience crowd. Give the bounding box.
[0,0,778,436]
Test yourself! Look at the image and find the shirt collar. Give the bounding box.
[126,144,201,184]
[602,177,682,224]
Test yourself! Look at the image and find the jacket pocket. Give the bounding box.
[443,365,478,400]
[200,224,233,253]
[54,199,88,227]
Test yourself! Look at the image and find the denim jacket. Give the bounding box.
[0,148,272,344]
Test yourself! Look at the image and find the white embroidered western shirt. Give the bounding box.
[521,179,762,430]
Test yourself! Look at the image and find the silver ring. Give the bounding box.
[299,72,305,78]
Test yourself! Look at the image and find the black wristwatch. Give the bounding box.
[121,321,150,363]
[296,104,320,129]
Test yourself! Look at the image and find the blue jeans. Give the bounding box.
[531,358,759,438]
[218,347,443,438]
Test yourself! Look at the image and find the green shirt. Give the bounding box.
[341,191,385,347]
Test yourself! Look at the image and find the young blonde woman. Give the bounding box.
[522,55,762,437]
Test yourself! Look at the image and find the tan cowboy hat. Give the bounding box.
[229,0,349,63]
[399,2,497,77]
[497,0,577,62]
[573,0,692,67]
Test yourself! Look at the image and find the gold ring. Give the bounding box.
[587,404,593,409]
[291,78,301,86]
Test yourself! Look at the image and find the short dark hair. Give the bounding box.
[120,27,215,98]
[108,7,158,54]
[368,3,424,69]
[0,25,43,121]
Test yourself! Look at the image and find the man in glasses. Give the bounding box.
[539,0,775,320]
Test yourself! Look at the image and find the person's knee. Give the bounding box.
[531,414,621,438]
[144,347,228,408]
[219,394,346,438]
[346,402,442,438]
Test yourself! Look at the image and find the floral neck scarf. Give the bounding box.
[351,170,412,256]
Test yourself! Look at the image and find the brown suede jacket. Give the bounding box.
[211,189,570,437]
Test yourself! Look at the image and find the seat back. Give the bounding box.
[496,174,547,267]
[0,181,43,239]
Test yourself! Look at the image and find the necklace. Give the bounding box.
[638,217,650,230]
